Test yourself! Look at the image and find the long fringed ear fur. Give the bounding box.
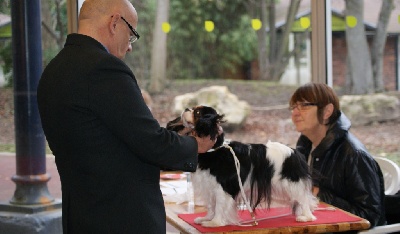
[194,113,225,140]
[166,116,185,133]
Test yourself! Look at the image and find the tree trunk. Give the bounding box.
[371,0,394,92]
[149,0,169,94]
[41,0,58,51]
[268,0,276,63]
[257,0,268,80]
[345,0,374,94]
[270,0,301,81]
[344,56,353,94]
[54,0,65,49]
[244,0,269,80]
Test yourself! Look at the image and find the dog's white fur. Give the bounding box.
[191,141,318,227]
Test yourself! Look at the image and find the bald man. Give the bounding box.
[37,0,215,233]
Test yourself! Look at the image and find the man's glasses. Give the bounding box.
[120,16,140,43]
[289,102,318,111]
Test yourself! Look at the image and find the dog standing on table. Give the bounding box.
[167,106,318,227]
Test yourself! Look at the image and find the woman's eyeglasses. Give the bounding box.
[289,102,318,111]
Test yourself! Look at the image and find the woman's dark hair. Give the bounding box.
[289,82,340,125]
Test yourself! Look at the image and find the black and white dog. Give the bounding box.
[167,106,318,227]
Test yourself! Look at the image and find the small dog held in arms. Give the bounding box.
[166,105,318,227]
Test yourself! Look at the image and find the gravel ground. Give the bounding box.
[1,80,399,163]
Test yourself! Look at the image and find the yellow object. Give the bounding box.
[205,20,214,32]
[300,17,310,29]
[251,19,262,31]
[346,16,357,28]
[162,22,171,33]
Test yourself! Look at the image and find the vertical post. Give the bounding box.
[396,36,399,90]
[10,0,53,205]
[67,0,79,34]
[67,0,84,34]
[311,0,332,86]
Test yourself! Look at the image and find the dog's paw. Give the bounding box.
[200,220,226,227]
[296,215,316,222]
[194,217,210,224]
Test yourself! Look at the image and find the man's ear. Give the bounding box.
[110,14,120,35]
[323,103,334,121]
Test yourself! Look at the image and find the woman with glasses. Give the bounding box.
[289,82,386,229]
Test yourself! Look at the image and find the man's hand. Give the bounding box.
[191,130,218,153]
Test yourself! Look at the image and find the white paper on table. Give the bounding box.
[160,180,187,195]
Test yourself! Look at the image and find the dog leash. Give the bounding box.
[208,143,336,226]
[239,206,336,225]
[210,143,258,226]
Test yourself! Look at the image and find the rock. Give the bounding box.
[173,86,251,131]
[340,93,400,126]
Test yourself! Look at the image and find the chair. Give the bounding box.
[358,157,400,234]
[359,223,400,234]
[374,157,400,195]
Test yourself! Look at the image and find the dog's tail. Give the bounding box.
[247,144,274,210]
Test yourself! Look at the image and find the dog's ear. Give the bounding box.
[195,113,225,140]
[166,116,186,133]
[194,115,214,138]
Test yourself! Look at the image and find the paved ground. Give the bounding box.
[0,153,61,202]
[0,153,179,233]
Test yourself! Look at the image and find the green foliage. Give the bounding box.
[0,0,259,86]
[41,0,68,67]
[0,143,15,153]
[0,0,10,14]
[218,15,258,72]
[0,40,13,87]
[42,46,61,68]
[126,0,157,87]
[167,0,257,79]
[0,143,53,154]
[0,1,11,87]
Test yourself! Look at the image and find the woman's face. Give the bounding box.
[290,102,321,137]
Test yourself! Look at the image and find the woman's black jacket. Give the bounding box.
[296,112,386,227]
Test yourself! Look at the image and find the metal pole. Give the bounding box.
[311,0,331,85]
[10,0,53,205]
[67,0,79,34]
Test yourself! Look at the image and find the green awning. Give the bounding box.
[291,15,348,32]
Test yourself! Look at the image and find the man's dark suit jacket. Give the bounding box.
[37,34,198,234]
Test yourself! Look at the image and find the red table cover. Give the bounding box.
[178,203,362,233]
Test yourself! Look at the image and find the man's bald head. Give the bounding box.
[79,0,134,23]
[77,0,138,58]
